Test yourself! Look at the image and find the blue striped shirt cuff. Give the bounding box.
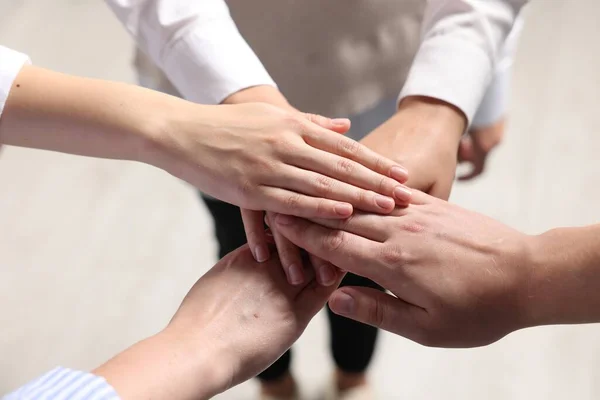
[3,367,120,400]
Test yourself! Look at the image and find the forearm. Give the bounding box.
[526,224,600,327]
[222,85,294,111]
[398,96,466,143]
[94,331,226,400]
[0,65,180,163]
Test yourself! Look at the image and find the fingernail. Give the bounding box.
[375,195,395,210]
[332,118,350,126]
[254,245,270,263]
[288,264,304,285]
[332,291,355,315]
[393,186,412,203]
[334,203,353,217]
[318,264,337,286]
[276,214,294,225]
[390,166,408,182]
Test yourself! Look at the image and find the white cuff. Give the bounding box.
[161,18,276,105]
[0,46,30,119]
[398,36,494,125]
[471,62,512,128]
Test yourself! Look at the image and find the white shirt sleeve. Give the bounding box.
[104,0,275,105]
[471,12,525,128]
[0,46,30,120]
[399,0,529,124]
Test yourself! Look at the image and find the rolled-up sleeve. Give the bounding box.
[472,12,525,128]
[399,0,529,124]
[104,0,275,105]
[0,46,30,120]
[3,367,120,400]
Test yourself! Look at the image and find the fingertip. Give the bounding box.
[275,214,295,226]
[393,186,412,204]
[254,245,270,263]
[390,165,409,183]
[329,289,356,316]
[330,118,351,134]
[333,203,353,217]
[287,263,305,285]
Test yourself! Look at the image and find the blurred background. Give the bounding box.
[1,0,600,399]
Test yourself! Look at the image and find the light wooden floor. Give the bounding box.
[2,1,600,399]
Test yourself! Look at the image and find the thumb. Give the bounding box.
[295,269,346,324]
[329,286,427,343]
[303,113,351,134]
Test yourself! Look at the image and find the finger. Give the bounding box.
[457,136,474,163]
[273,214,387,282]
[309,253,341,287]
[259,187,354,219]
[266,214,305,286]
[290,148,411,206]
[303,113,351,135]
[307,213,392,242]
[273,166,410,214]
[329,286,427,344]
[294,268,346,323]
[301,128,409,184]
[241,209,270,262]
[457,153,484,181]
[402,189,432,206]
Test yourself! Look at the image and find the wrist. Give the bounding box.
[95,329,229,400]
[524,226,600,328]
[397,95,467,145]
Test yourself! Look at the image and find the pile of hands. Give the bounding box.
[98,86,523,399]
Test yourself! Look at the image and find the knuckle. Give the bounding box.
[239,179,255,196]
[401,220,426,234]
[286,115,307,134]
[305,113,325,126]
[337,138,361,157]
[323,230,347,252]
[378,176,389,193]
[284,193,302,211]
[336,158,355,175]
[369,298,387,328]
[379,244,405,266]
[374,155,387,174]
[314,175,334,196]
[355,189,371,207]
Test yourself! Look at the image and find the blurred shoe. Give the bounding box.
[323,380,375,400]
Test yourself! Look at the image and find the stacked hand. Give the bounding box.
[272,190,534,348]
[219,86,411,284]
[95,245,345,399]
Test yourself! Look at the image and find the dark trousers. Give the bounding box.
[201,196,384,382]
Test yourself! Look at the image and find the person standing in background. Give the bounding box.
[105,1,528,399]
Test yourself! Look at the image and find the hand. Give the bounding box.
[458,118,506,180]
[272,191,536,348]
[360,96,466,200]
[221,86,409,282]
[95,245,344,399]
